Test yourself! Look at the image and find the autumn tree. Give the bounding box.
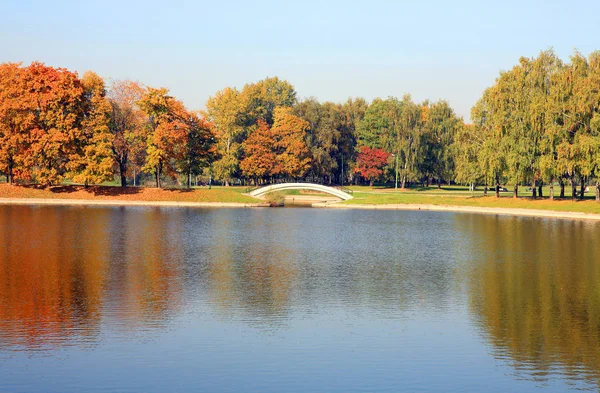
[24,62,86,185]
[107,80,146,187]
[138,87,187,188]
[207,77,297,186]
[354,146,391,186]
[240,120,276,182]
[176,112,218,188]
[271,107,310,179]
[0,63,30,184]
[68,71,114,186]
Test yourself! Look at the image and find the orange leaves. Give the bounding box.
[240,107,311,181]
[240,120,277,179]
[0,62,87,185]
[138,87,217,187]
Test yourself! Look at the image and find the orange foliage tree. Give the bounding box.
[139,87,216,188]
[0,63,31,184]
[240,108,310,182]
[271,107,310,179]
[24,62,87,185]
[240,120,277,182]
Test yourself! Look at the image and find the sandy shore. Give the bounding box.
[0,198,269,208]
[313,202,600,221]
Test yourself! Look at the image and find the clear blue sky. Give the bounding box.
[2,0,600,121]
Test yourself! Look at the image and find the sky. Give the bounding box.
[2,0,600,121]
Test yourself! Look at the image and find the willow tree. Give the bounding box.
[471,86,507,197]
[422,100,461,188]
[395,95,426,188]
[453,124,484,192]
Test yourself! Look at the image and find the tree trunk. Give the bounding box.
[571,176,577,201]
[538,182,543,198]
[437,177,441,189]
[369,179,373,187]
[484,185,488,197]
[119,161,127,187]
[401,175,407,189]
[495,176,500,198]
[531,180,537,198]
[156,166,162,189]
[187,170,192,189]
[596,181,600,202]
[7,160,13,185]
[133,167,137,187]
[559,179,565,198]
[513,184,518,198]
[580,176,585,201]
[549,179,554,201]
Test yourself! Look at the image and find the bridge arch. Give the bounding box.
[248,183,353,201]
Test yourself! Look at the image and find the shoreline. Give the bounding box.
[1,197,600,221]
[313,202,600,221]
[0,197,269,208]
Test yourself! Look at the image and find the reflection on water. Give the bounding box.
[0,206,599,392]
[463,215,600,390]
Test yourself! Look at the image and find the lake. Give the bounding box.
[0,205,599,392]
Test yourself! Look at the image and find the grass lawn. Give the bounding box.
[343,185,600,214]
[0,184,259,203]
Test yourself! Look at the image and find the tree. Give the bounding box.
[138,87,187,188]
[107,80,146,187]
[453,124,484,192]
[422,100,461,188]
[23,62,86,185]
[176,112,218,188]
[354,146,391,186]
[242,77,297,126]
[205,87,246,186]
[240,120,276,182]
[68,71,114,186]
[271,107,310,179]
[0,63,30,184]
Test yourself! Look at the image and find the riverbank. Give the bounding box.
[0,184,266,207]
[314,202,600,221]
[0,198,267,208]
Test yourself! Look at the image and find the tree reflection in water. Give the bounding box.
[461,215,600,390]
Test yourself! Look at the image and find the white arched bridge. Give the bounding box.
[248,183,354,201]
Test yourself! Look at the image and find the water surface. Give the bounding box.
[0,206,599,392]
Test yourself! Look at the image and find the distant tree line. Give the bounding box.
[1,49,600,201]
[205,77,462,189]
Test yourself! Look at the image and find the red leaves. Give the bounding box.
[354,146,390,183]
